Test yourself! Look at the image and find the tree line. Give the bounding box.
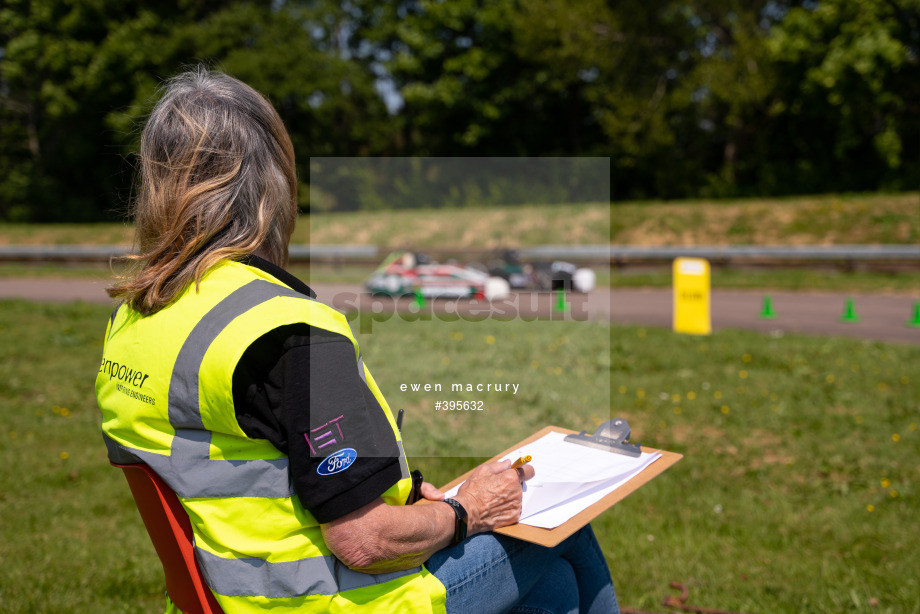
[2,0,919,222]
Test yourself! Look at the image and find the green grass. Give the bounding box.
[0,223,134,245]
[612,266,920,293]
[0,301,167,613]
[2,192,919,248]
[1,300,918,613]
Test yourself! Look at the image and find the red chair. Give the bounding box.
[112,462,225,614]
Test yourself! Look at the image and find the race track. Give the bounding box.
[2,278,919,346]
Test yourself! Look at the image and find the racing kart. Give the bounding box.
[365,252,511,300]
[470,250,595,293]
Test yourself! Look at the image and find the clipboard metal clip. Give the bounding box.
[564,418,641,457]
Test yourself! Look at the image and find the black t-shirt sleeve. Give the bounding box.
[232,324,402,524]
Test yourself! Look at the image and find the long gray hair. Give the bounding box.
[109,66,297,315]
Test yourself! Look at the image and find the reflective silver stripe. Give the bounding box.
[104,431,293,499]
[396,440,410,480]
[197,549,421,598]
[160,433,293,499]
[169,280,306,431]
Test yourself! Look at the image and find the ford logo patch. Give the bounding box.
[317,448,357,476]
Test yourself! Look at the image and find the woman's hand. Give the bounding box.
[452,460,536,534]
[321,461,534,573]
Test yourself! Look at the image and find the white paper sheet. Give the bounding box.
[444,430,662,529]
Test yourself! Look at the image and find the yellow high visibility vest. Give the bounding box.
[96,260,447,613]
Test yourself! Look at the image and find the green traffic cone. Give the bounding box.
[554,288,568,313]
[908,302,920,328]
[759,295,777,320]
[840,297,860,323]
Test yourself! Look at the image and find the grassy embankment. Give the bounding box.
[1,301,917,613]
[1,193,919,292]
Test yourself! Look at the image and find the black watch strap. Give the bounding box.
[442,498,468,545]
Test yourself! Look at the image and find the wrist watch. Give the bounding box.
[442,498,468,545]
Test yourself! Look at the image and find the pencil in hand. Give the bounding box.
[510,455,532,469]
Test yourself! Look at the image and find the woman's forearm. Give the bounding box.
[321,497,457,573]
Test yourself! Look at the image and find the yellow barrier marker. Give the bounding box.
[673,257,711,335]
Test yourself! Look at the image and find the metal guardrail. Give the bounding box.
[1,244,919,267]
[288,244,379,261]
[524,244,920,262]
[606,245,920,264]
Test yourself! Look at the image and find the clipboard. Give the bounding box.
[423,424,682,547]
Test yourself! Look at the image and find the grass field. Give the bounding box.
[1,192,919,248]
[1,300,917,613]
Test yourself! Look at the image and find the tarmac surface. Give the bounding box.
[2,278,919,346]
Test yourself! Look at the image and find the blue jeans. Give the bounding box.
[425,525,618,614]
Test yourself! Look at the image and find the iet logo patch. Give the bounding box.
[317,448,357,476]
